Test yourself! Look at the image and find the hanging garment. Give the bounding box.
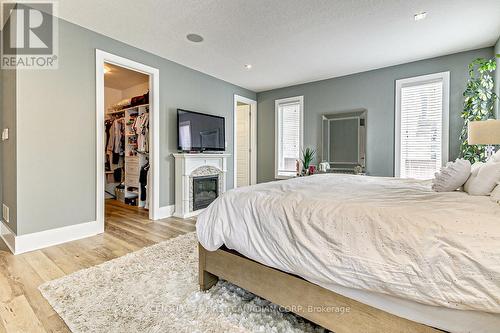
[112,152,120,164]
[105,120,113,171]
[105,120,113,147]
[107,118,124,155]
[133,113,149,152]
[145,164,151,210]
[106,117,125,171]
[113,168,122,182]
[140,163,150,202]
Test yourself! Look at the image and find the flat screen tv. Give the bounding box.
[177,109,226,152]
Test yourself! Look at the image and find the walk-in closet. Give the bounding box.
[104,63,150,211]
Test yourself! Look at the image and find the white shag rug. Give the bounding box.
[39,233,328,333]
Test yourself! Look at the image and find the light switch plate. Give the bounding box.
[1,128,8,141]
[2,204,9,224]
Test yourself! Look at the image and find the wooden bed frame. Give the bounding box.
[199,244,444,333]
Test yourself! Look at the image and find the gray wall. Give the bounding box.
[257,48,494,183]
[15,18,255,235]
[0,68,17,234]
[0,21,18,234]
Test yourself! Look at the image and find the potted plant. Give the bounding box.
[301,147,316,175]
[460,57,498,163]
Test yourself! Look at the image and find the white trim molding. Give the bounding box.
[1,220,101,255]
[394,71,450,178]
[157,205,175,220]
[233,95,258,187]
[95,50,161,231]
[173,153,230,218]
[274,95,304,179]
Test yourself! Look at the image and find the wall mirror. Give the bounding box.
[321,109,367,172]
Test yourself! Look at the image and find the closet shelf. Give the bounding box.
[106,103,149,116]
[106,109,125,115]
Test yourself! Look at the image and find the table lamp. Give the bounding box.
[468,119,500,160]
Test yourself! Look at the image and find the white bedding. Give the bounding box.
[196,174,500,316]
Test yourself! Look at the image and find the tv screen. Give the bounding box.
[177,109,226,152]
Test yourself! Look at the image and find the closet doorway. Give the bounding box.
[233,95,257,187]
[96,50,160,232]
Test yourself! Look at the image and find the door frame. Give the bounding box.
[95,50,160,231]
[233,95,257,187]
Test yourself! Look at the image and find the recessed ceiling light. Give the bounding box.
[414,12,427,21]
[186,33,204,43]
[244,64,252,70]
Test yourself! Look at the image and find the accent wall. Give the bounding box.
[12,17,255,236]
[256,48,494,183]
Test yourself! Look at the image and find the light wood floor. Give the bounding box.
[0,200,196,333]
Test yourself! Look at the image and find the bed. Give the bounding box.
[196,174,500,333]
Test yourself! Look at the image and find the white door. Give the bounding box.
[236,104,251,187]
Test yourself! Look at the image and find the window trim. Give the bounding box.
[275,96,304,179]
[394,71,450,178]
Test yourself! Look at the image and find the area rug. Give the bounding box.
[39,233,327,333]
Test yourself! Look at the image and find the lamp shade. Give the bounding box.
[468,120,500,145]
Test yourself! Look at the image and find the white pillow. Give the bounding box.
[491,183,500,203]
[432,159,471,192]
[492,150,500,163]
[464,160,500,196]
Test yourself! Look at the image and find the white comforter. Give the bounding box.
[196,174,500,313]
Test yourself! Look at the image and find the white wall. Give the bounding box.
[122,82,149,100]
[104,87,123,111]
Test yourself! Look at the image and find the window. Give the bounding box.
[275,96,303,178]
[179,121,191,150]
[395,72,449,179]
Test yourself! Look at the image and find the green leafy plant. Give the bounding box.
[301,147,316,171]
[459,57,498,163]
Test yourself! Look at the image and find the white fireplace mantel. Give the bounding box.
[173,153,230,218]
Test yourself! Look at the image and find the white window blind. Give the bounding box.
[275,96,303,178]
[395,72,449,179]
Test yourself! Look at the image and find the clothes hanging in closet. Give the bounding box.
[139,162,150,202]
[106,117,125,170]
[145,164,151,209]
[113,168,122,182]
[105,119,113,171]
[133,113,149,152]
[105,119,113,147]
[107,117,124,155]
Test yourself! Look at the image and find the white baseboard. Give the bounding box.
[173,208,203,219]
[1,220,103,255]
[1,205,175,255]
[156,205,175,220]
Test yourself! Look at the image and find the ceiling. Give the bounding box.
[104,63,149,90]
[57,0,500,92]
